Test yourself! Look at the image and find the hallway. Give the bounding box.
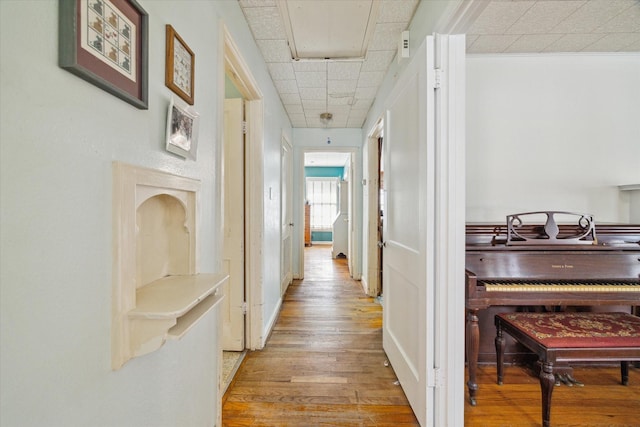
[221,245,640,426]
[221,244,419,426]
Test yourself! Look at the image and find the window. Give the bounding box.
[306,178,339,230]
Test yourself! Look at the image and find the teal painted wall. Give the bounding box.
[311,231,332,242]
[305,166,344,179]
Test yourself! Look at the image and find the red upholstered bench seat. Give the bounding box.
[495,311,640,427]
[497,312,640,348]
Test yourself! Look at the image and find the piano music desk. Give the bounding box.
[495,312,640,427]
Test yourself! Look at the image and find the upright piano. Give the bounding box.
[465,212,640,405]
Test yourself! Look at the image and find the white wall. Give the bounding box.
[292,128,363,279]
[466,53,640,223]
[0,1,290,425]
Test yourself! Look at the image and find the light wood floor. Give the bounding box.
[222,245,640,426]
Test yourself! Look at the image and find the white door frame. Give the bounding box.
[280,134,293,295]
[221,24,264,352]
[431,33,466,427]
[295,147,360,280]
[363,118,384,296]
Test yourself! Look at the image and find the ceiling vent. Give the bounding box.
[277,0,380,61]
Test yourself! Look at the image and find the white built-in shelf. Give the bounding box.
[126,273,228,358]
[130,273,227,319]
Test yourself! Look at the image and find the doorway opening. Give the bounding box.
[302,151,353,275]
[221,24,265,394]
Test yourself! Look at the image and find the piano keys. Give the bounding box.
[465,212,640,406]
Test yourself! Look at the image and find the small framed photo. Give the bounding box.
[59,0,149,109]
[165,25,195,105]
[166,97,200,160]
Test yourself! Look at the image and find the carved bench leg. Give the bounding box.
[621,361,629,386]
[540,361,555,427]
[466,309,480,406]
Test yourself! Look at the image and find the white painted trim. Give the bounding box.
[295,148,306,280]
[222,25,265,352]
[432,33,466,427]
[245,99,265,351]
[363,117,384,297]
[298,147,361,280]
[262,296,283,348]
[280,133,294,295]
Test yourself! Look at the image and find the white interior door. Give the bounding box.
[382,37,435,427]
[222,98,245,351]
[281,136,293,295]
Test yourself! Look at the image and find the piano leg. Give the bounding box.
[495,322,505,385]
[466,308,480,406]
[621,361,629,386]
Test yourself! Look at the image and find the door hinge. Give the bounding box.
[434,68,443,89]
[242,121,247,134]
[242,301,247,314]
[429,367,445,388]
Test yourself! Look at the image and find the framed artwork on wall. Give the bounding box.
[165,25,195,105]
[165,97,200,160]
[58,0,149,109]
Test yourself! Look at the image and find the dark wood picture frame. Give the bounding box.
[165,25,195,105]
[59,0,149,109]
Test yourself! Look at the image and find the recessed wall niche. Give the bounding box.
[112,162,227,369]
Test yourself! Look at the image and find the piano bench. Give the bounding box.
[495,312,640,427]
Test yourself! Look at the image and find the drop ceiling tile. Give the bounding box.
[302,99,327,110]
[467,34,521,54]
[506,1,584,35]
[361,50,395,71]
[328,62,362,80]
[268,63,295,80]
[292,61,327,72]
[256,39,292,62]
[347,116,366,127]
[296,71,327,88]
[585,32,640,51]
[274,79,299,94]
[327,105,352,115]
[543,33,605,52]
[504,34,564,53]
[299,87,326,100]
[620,37,640,51]
[355,86,378,99]
[286,104,304,115]
[349,109,370,120]
[358,71,385,87]
[330,116,349,127]
[243,7,287,39]
[280,92,302,105]
[369,23,407,50]
[351,98,374,110]
[328,95,354,106]
[328,79,358,95]
[378,0,418,23]
[467,1,535,35]
[594,4,640,33]
[551,0,635,34]
[239,0,277,7]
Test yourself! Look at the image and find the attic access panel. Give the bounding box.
[278,0,380,60]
